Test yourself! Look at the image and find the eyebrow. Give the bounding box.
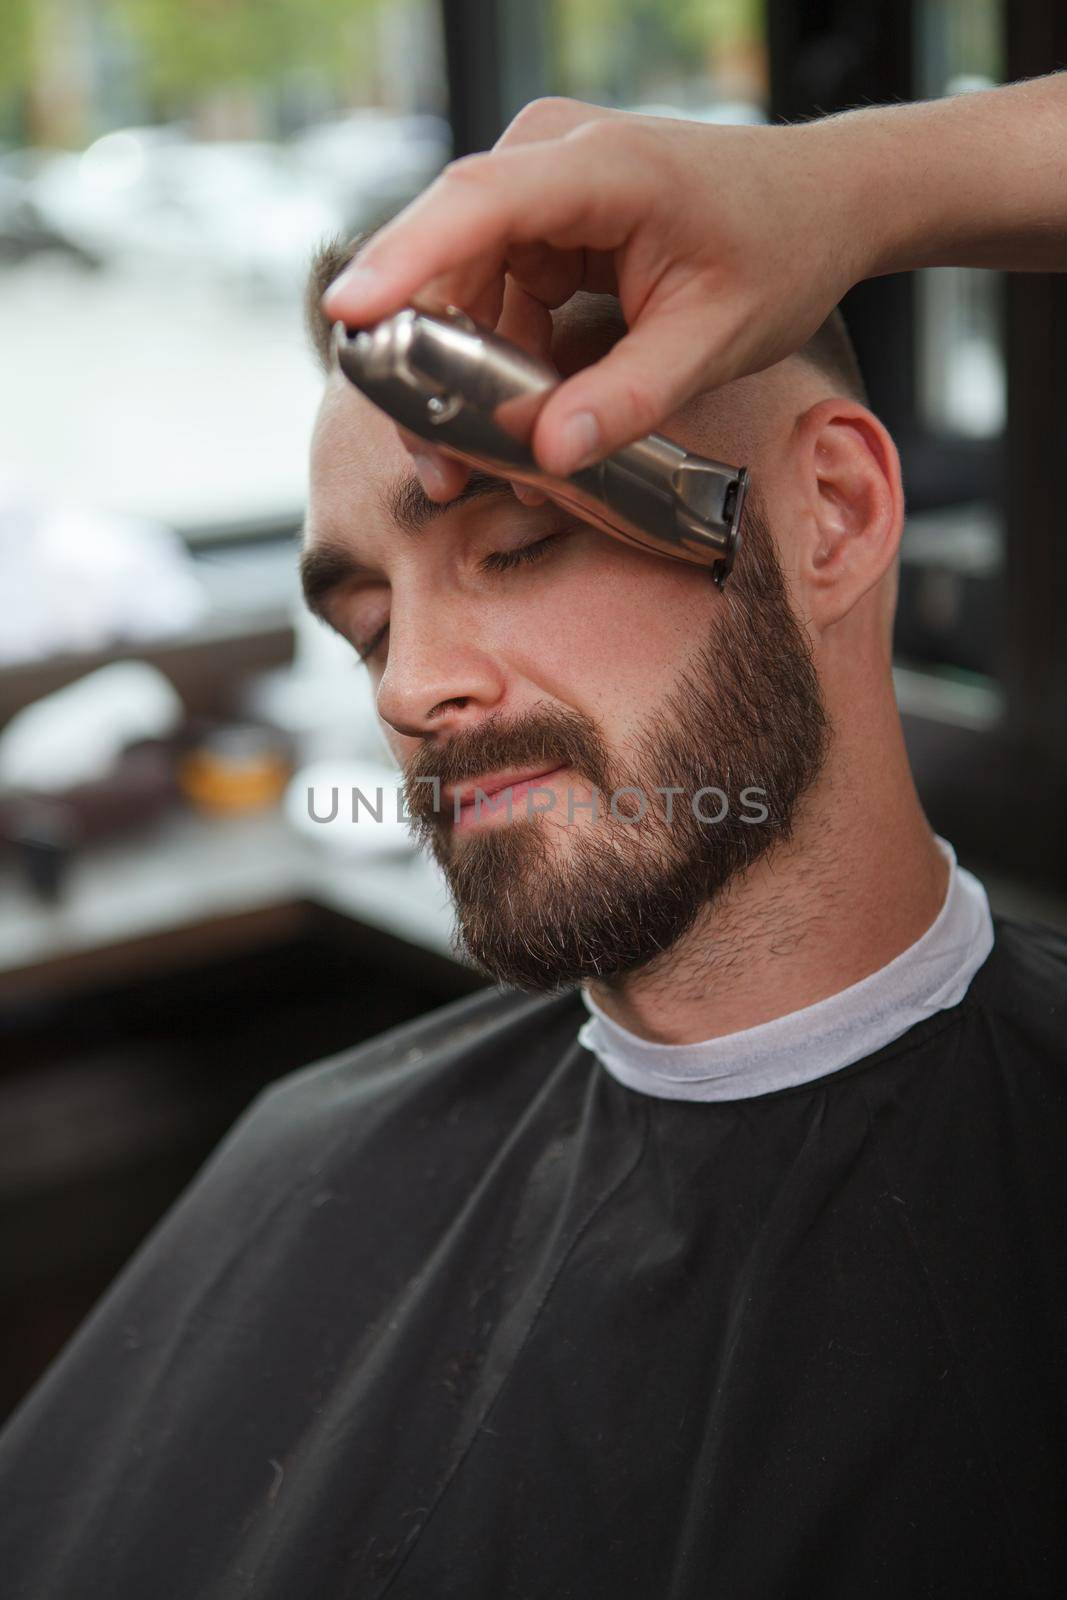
[387,467,510,533]
[299,468,514,622]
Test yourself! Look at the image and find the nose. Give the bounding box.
[374,599,506,741]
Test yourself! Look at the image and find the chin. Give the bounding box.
[443,825,709,993]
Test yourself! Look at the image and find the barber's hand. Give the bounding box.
[321,97,875,496]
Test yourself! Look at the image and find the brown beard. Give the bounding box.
[403,495,830,991]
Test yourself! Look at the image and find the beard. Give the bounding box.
[404,496,830,991]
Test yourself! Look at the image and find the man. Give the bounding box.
[1,80,1065,1600]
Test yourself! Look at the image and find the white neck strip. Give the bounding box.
[578,835,993,1103]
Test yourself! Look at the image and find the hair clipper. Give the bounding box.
[331,307,747,589]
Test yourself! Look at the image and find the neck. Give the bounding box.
[586,705,949,1046]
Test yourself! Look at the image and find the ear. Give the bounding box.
[789,398,904,632]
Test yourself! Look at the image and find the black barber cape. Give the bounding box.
[1,915,1065,1600]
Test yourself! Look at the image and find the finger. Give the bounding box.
[504,239,586,313]
[471,270,507,330]
[581,249,620,295]
[415,257,507,331]
[321,133,638,326]
[512,482,547,506]
[488,279,561,447]
[530,308,728,475]
[396,425,470,501]
[495,277,554,358]
[411,448,471,501]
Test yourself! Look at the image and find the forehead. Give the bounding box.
[310,373,409,500]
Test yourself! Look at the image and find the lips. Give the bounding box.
[445,763,567,813]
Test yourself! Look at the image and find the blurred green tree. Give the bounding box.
[552,0,764,104]
[1,0,392,145]
[108,0,379,102]
[0,0,33,102]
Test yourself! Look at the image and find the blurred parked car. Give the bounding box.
[28,126,338,296]
[289,110,449,233]
[0,158,99,268]
[23,113,448,297]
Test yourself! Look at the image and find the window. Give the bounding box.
[915,0,1005,439]
[0,0,448,538]
[892,0,1006,707]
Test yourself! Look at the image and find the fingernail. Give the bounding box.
[555,412,600,474]
[324,260,381,309]
[411,451,448,498]
[512,482,546,506]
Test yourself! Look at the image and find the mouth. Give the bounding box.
[446,764,570,831]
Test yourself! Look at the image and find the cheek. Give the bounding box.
[495,549,718,740]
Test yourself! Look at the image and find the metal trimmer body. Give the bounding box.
[331,306,747,589]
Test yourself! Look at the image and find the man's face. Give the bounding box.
[304,356,829,991]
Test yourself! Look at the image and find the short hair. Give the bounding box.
[306,234,868,408]
[796,306,868,406]
[305,233,364,369]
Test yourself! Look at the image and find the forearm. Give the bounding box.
[809,72,1067,279]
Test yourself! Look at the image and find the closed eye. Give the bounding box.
[356,622,388,663]
[355,526,575,663]
[479,529,573,574]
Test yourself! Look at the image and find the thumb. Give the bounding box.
[530,312,729,475]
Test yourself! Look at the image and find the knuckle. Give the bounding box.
[508,95,580,135]
[442,151,496,188]
[576,113,658,170]
[615,375,661,437]
[567,116,610,152]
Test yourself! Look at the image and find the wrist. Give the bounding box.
[800,102,938,282]
[802,76,1067,280]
